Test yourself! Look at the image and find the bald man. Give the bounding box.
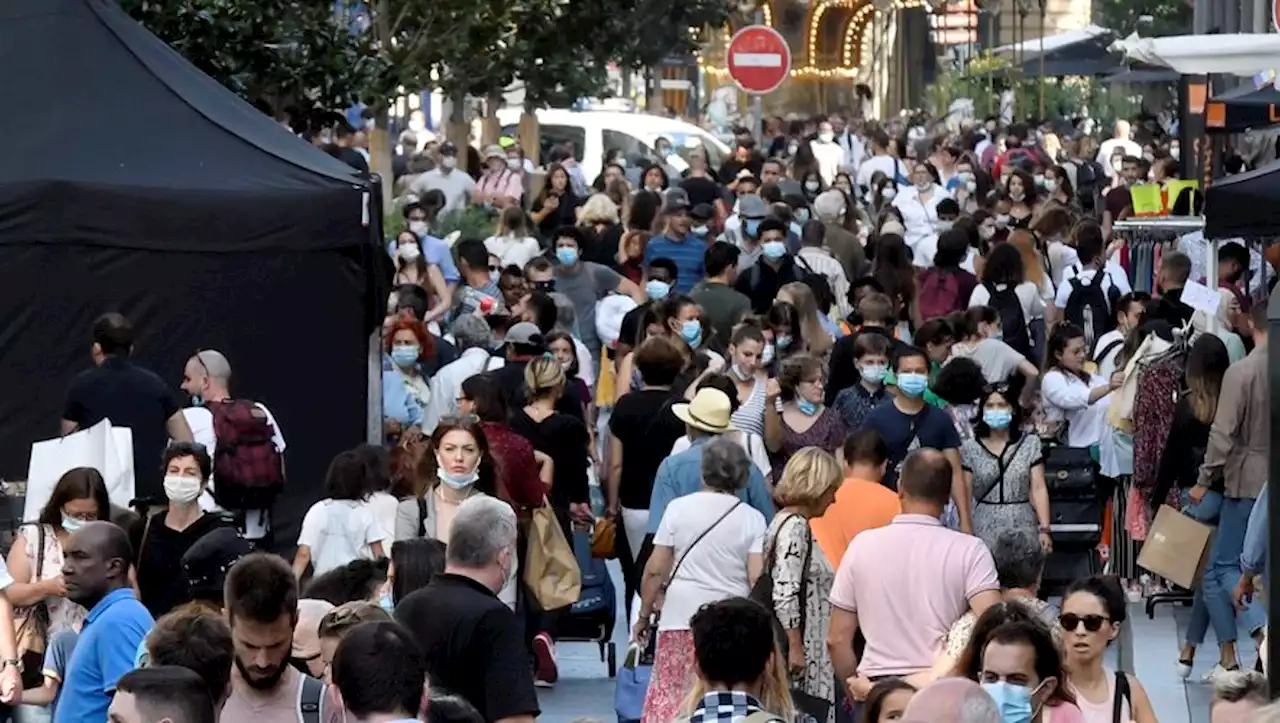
[902,678,1000,723]
[58,523,154,723]
[178,350,285,540]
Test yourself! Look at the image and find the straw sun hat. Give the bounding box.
[671,388,737,435]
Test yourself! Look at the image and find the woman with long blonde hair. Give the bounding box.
[776,282,834,359]
[577,193,623,268]
[762,447,842,721]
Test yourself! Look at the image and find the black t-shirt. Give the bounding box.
[680,176,722,208]
[609,389,685,509]
[396,574,540,722]
[862,402,961,489]
[536,192,583,238]
[131,511,233,618]
[509,410,590,507]
[62,356,183,500]
[493,359,582,421]
[583,223,624,271]
[734,258,804,314]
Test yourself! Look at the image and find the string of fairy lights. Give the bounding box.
[696,0,931,81]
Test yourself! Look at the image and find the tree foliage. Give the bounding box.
[118,0,387,114]
[1094,0,1192,36]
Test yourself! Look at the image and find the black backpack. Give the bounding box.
[1063,267,1120,349]
[983,282,1032,358]
[1073,161,1101,213]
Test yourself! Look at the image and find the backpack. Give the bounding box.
[917,269,964,320]
[983,282,1032,358]
[299,674,324,723]
[210,400,285,510]
[1063,268,1120,350]
[1073,160,1101,214]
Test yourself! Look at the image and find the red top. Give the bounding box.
[480,421,546,510]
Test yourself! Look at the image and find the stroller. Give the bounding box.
[1039,443,1105,599]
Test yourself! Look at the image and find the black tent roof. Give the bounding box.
[1203,83,1280,134]
[0,0,371,252]
[1205,158,1280,238]
[997,31,1120,78]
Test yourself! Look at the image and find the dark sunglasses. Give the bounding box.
[983,382,1010,395]
[1059,613,1109,632]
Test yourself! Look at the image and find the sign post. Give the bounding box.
[727,24,791,141]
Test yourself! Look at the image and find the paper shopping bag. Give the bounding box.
[524,507,581,610]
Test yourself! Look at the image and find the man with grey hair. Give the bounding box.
[812,188,867,283]
[395,497,538,723]
[1210,670,1268,722]
[902,678,1000,723]
[178,349,285,541]
[422,315,502,433]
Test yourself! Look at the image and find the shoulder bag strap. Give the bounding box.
[798,518,813,634]
[663,499,743,592]
[417,496,428,538]
[137,512,157,577]
[298,674,324,723]
[1111,670,1131,723]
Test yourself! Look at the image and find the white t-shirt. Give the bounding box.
[856,154,907,190]
[1091,329,1126,381]
[1040,370,1111,448]
[1054,264,1131,309]
[653,491,765,631]
[892,185,950,267]
[484,234,542,269]
[298,499,388,576]
[968,281,1045,322]
[670,431,771,482]
[363,491,399,552]
[946,338,1027,384]
[409,168,476,213]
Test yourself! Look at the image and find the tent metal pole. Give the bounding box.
[367,331,383,445]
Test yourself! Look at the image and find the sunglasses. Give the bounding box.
[1059,613,1110,632]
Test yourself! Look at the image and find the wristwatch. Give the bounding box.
[2,659,22,673]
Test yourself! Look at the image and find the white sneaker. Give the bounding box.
[1201,663,1240,683]
[1175,659,1193,679]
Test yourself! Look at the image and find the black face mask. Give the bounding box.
[533,280,555,294]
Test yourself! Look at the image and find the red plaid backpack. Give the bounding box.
[210,400,285,510]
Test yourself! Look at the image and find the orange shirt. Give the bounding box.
[811,477,902,567]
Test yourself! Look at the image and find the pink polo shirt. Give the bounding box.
[829,513,998,677]
[477,169,523,202]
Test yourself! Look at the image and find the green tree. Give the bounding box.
[1094,0,1192,36]
[118,0,388,117]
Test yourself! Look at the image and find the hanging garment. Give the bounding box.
[1131,354,1182,494]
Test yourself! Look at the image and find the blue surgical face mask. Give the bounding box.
[789,222,803,237]
[744,219,762,238]
[61,515,87,534]
[795,209,810,223]
[379,592,395,612]
[761,344,776,366]
[555,247,579,266]
[390,346,420,368]
[679,320,702,347]
[190,394,204,407]
[859,363,887,384]
[436,461,479,490]
[762,241,787,260]
[895,372,929,398]
[983,408,1014,430]
[645,280,671,300]
[981,680,1042,723]
[775,334,793,351]
[796,398,820,416]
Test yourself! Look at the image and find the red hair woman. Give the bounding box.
[383,316,434,441]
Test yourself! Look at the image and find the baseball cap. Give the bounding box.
[506,322,544,346]
[439,141,458,156]
[737,193,769,219]
[483,144,505,161]
[182,526,253,601]
[662,188,691,213]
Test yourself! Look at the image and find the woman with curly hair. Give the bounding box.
[764,355,847,481]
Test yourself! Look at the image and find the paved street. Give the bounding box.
[536,562,1237,722]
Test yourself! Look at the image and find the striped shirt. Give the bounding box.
[731,376,767,437]
[797,247,852,318]
[644,234,707,295]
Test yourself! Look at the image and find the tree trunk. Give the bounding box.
[369,109,394,212]
[446,90,470,153]
[646,66,667,115]
[483,91,504,146]
[519,102,541,166]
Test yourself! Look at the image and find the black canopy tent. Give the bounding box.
[0,0,386,549]
[1204,158,1280,238]
[1205,83,1280,133]
[995,31,1121,78]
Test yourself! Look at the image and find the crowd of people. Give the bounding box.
[0,107,1271,723]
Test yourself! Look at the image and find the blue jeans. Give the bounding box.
[1185,493,1266,647]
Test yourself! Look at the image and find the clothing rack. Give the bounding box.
[1111,218,1209,294]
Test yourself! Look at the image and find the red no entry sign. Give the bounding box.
[727,25,791,95]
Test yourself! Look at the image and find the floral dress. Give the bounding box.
[18,524,86,635]
[764,514,835,722]
[961,434,1043,551]
[772,407,847,482]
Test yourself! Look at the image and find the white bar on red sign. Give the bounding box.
[733,53,783,67]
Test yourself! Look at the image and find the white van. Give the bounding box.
[495,108,731,188]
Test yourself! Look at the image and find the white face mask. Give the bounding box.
[399,243,421,261]
[441,156,458,170]
[407,221,428,235]
[163,474,203,504]
[506,157,521,170]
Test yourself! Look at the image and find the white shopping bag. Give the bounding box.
[24,419,136,522]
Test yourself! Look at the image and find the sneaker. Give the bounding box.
[533,632,558,688]
[1175,659,1193,679]
[1200,663,1240,683]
